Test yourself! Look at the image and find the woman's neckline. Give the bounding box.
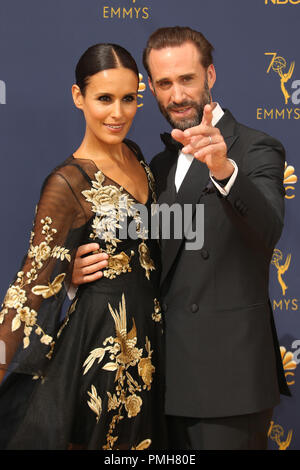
[71,140,150,206]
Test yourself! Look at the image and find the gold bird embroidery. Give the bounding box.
[108,294,141,381]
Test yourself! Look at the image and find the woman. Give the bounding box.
[0,44,165,450]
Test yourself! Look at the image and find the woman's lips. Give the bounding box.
[104,123,126,132]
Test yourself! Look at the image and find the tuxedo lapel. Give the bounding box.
[216,109,238,154]
[160,157,209,286]
[159,109,239,287]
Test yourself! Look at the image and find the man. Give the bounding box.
[72,27,290,450]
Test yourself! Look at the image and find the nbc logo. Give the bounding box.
[284,162,297,199]
[138,74,146,108]
[265,0,300,4]
[281,346,297,385]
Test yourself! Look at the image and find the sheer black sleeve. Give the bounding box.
[0,169,87,377]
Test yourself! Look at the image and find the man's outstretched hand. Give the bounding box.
[72,243,108,286]
[171,104,234,181]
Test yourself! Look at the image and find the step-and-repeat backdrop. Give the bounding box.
[0,0,299,450]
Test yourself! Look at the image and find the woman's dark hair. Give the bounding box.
[75,43,139,95]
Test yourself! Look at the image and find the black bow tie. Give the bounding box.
[160,133,183,151]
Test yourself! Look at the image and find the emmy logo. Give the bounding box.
[284,162,297,199]
[138,73,146,108]
[265,53,295,104]
[268,421,293,450]
[271,249,291,296]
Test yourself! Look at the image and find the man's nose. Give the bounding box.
[171,84,186,104]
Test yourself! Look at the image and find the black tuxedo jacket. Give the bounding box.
[150,109,290,418]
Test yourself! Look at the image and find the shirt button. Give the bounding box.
[201,249,209,260]
[191,304,199,313]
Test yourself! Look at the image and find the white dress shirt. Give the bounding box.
[174,103,238,194]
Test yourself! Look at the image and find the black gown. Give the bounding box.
[0,140,166,450]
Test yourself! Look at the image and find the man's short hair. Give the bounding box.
[143,26,214,80]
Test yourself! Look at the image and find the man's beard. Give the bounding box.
[157,78,211,131]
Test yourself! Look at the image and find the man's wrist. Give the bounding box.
[209,159,238,196]
[211,159,234,181]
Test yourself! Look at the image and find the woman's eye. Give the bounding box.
[123,95,136,102]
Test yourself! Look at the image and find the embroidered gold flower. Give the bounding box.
[28,241,51,263]
[3,285,27,310]
[82,171,129,215]
[107,392,120,411]
[125,394,142,418]
[17,306,37,327]
[40,334,53,345]
[103,251,135,279]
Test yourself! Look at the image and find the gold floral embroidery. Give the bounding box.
[125,394,142,418]
[82,171,139,253]
[45,298,79,361]
[131,439,152,450]
[138,242,155,280]
[82,294,155,450]
[103,251,135,280]
[138,337,155,390]
[152,298,162,323]
[141,161,157,203]
[87,385,102,422]
[0,216,71,352]
[82,170,151,279]
[32,273,66,299]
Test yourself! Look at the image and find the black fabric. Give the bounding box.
[166,408,273,450]
[150,109,290,420]
[0,140,166,450]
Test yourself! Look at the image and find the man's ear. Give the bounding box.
[148,76,155,96]
[207,64,216,90]
[72,84,84,110]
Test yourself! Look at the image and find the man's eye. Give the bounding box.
[182,77,192,83]
[98,95,111,102]
[159,81,171,89]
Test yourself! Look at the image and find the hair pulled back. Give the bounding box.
[76,43,139,95]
